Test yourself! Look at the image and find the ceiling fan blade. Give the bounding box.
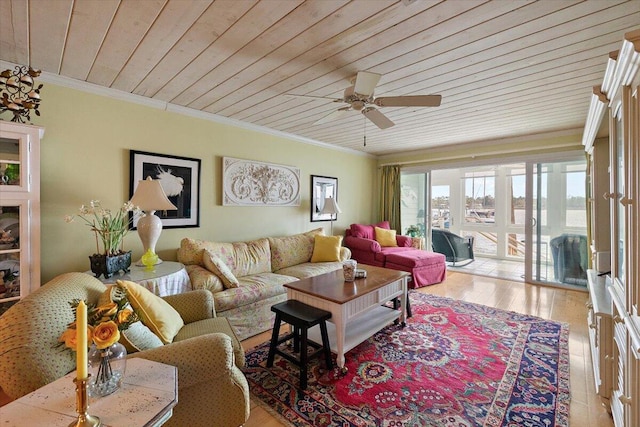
[314,107,352,125]
[374,94,442,107]
[354,71,381,97]
[362,107,394,129]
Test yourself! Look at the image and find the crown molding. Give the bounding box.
[0,60,373,158]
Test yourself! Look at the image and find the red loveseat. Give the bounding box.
[343,221,446,288]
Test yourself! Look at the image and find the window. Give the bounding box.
[464,171,495,224]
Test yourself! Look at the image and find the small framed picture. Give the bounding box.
[129,150,201,228]
[311,175,338,222]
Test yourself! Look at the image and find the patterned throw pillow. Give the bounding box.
[98,285,163,353]
[375,226,398,247]
[203,249,240,289]
[311,235,343,262]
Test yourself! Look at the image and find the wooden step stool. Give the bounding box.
[266,300,333,390]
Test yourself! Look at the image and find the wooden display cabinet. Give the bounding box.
[583,29,639,427]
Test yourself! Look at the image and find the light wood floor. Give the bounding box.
[241,271,614,427]
[0,271,614,426]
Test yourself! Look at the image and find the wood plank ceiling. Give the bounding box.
[1,0,638,156]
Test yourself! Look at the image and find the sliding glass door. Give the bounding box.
[400,154,587,288]
[526,160,588,286]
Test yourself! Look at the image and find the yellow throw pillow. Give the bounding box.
[203,249,239,289]
[98,285,164,353]
[117,280,184,344]
[311,235,343,262]
[375,226,398,247]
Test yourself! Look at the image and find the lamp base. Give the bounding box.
[135,258,163,267]
[136,211,163,265]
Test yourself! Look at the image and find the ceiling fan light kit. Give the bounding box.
[313,70,442,131]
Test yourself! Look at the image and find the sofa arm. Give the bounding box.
[162,289,215,323]
[396,235,413,247]
[344,236,382,253]
[185,264,225,294]
[131,333,239,387]
[131,334,250,426]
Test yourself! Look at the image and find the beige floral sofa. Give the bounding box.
[177,228,351,340]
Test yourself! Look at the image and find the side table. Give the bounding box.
[86,261,191,296]
[0,358,177,426]
[410,237,425,250]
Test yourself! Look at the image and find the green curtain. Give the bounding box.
[379,165,402,232]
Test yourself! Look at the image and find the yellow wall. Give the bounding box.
[31,84,378,282]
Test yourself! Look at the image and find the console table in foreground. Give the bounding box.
[0,358,177,426]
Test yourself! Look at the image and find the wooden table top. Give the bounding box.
[284,264,408,304]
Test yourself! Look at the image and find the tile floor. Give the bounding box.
[447,256,588,292]
[447,257,526,282]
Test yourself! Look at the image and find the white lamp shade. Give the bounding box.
[320,197,342,216]
[130,176,177,211]
[321,196,341,236]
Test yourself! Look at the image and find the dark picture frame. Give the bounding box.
[311,175,338,222]
[129,150,201,229]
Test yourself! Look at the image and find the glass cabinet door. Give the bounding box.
[614,104,626,289]
[0,131,29,193]
[0,203,24,313]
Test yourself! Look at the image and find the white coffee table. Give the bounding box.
[284,264,408,370]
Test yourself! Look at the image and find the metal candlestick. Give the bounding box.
[69,376,101,427]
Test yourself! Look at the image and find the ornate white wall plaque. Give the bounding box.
[223,157,301,206]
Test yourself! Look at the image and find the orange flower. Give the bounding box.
[59,328,77,350]
[59,324,93,350]
[116,308,133,325]
[96,302,118,321]
[92,321,120,349]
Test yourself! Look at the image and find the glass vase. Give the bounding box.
[87,342,127,397]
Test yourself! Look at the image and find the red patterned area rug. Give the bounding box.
[243,292,570,427]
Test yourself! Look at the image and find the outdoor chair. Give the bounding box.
[431,229,475,266]
[550,234,588,286]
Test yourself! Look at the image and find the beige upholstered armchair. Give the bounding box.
[0,272,250,427]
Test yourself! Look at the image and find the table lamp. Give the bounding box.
[130,176,177,265]
[320,196,342,235]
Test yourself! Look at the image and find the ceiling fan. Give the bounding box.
[303,71,442,129]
